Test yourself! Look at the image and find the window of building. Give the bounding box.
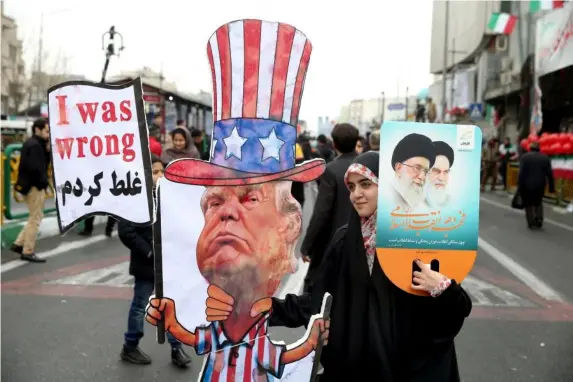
[500,1,512,13]
[9,45,17,60]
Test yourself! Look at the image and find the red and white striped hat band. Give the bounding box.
[207,19,312,127]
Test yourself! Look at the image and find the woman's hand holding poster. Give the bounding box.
[47,78,153,233]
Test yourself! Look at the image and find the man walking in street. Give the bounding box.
[301,123,359,292]
[481,138,500,192]
[517,141,555,229]
[499,136,518,190]
[426,97,437,123]
[11,119,50,263]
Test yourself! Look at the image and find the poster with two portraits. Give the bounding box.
[376,121,482,295]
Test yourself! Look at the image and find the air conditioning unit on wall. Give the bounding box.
[496,35,508,52]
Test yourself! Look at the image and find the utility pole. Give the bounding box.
[441,0,450,121]
[35,13,44,108]
[447,37,468,122]
[450,38,456,115]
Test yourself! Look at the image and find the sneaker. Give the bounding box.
[10,244,23,254]
[171,347,191,368]
[120,345,151,365]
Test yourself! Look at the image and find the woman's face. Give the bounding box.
[173,133,187,150]
[355,140,364,154]
[347,172,378,218]
[152,161,164,185]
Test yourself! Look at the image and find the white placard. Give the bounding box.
[47,78,153,233]
[535,2,573,77]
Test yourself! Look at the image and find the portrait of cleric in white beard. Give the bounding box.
[388,133,436,211]
[425,141,455,208]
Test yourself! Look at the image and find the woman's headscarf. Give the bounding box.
[344,151,379,274]
[160,127,200,164]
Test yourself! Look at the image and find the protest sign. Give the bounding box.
[376,122,482,296]
[47,78,153,233]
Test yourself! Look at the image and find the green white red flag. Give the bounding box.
[487,13,517,35]
[530,1,565,13]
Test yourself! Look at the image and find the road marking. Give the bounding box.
[1,234,114,274]
[44,261,131,287]
[462,275,535,307]
[480,196,573,232]
[478,237,565,302]
[41,257,535,308]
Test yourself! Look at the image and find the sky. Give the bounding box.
[5,0,434,129]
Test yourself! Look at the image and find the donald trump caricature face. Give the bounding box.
[196,181,302,314]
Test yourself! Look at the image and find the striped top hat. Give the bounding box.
[165,19,325,186]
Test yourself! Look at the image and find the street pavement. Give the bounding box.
[2,186,573,382]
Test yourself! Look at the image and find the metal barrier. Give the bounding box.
[506,162,572,205]
[2,143,56,221]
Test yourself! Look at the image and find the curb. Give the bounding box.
[1,215,108,248]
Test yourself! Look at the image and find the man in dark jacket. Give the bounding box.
[316,134,335,163]
[11,119,50,262]
[118,155,191,367]
[302,123,359,292]
[518,141,555,229]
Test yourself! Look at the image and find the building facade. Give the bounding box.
[1,1,26,116]
[338,95,418,134]
[428,0,566,141]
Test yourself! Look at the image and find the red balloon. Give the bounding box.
[563,142,573,155]
[529,134,539,143]
[551,143,562,155]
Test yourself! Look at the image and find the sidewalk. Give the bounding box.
[1,214,108,249]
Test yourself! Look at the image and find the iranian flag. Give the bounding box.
[530,0,565,13]
[487,13,517,35]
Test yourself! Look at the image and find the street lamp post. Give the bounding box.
[101,26,124,84]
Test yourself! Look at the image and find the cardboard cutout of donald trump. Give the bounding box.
[145,19,330,382]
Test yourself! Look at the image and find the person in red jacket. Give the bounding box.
[149,136,162,157]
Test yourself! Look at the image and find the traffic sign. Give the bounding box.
[469,103,484,120]
[387,103,405,111]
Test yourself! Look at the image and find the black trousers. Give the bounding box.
[83,216,116,233]
[499,161,509,189]
[525,204,543,227]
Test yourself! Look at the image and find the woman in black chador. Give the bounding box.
[270,151,472,381]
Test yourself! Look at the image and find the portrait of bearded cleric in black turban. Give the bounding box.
[425,141,455,208]
[386,133,436,211]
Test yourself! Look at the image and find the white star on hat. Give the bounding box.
[259,128,285,161]
[210,138,218,158]
[223,126,247,160]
